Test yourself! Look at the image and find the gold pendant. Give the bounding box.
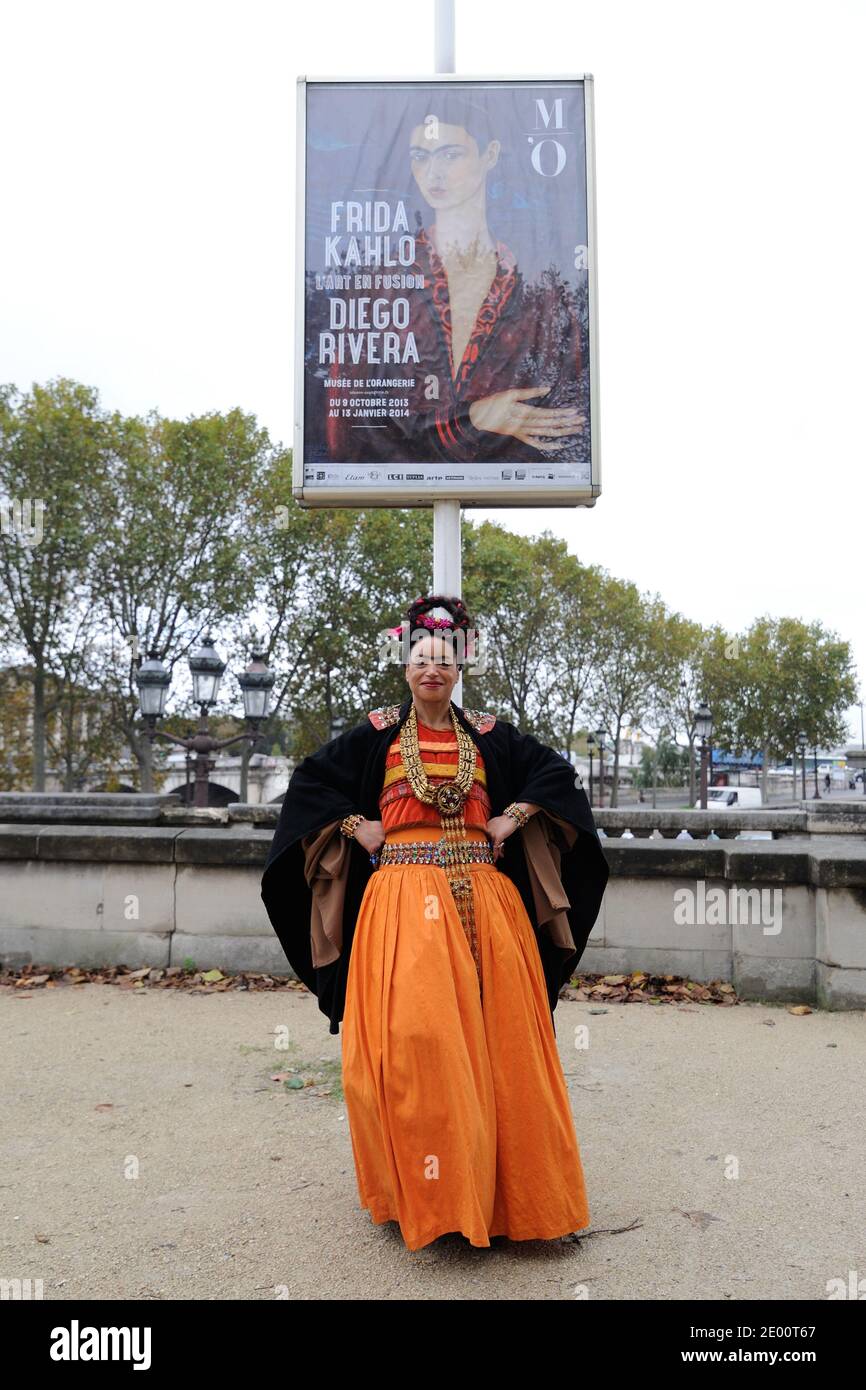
[435,783,465,814]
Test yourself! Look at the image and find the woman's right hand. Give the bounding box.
[353,818,386,856]
[468,385,585,450]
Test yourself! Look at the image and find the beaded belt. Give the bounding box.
[375,836,495,868]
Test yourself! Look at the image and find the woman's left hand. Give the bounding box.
[485,814,520,862]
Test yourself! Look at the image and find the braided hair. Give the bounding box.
[404,594,473,672]
[405,593,470,632]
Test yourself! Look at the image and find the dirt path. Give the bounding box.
[1,983,863,1300]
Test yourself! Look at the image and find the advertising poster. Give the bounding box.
[295,76,599,507]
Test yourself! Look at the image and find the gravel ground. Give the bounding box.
[1,982,863,1301]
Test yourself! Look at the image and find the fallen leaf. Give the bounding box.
[678,1210,721,1230]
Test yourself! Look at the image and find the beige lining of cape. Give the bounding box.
[301,808,579,969]
[301,820,349,968]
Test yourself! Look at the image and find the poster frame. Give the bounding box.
[293,73,600,510]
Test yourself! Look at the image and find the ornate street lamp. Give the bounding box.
[236,651,276,727]
[135,651,171,722]
[136,638,274,808]
[695,700,713,810]
[586,732,596,807]
[188,635,226,710]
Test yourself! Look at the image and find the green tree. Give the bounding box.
[585,580,672,806]
[0,378,112,789]
[246,490,435,759]
[544,553,607,758]
[708,616,857,801]
[91,406,268,790]
[461,521,559,731]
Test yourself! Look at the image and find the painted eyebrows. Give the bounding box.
[408,143,467,154]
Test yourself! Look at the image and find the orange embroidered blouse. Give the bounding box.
[379,718,492,833]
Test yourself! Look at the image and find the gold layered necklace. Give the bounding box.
[399,701,482,985]
[399,701,476,814]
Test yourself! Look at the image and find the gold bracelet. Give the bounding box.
[340,813,364,839]
[503,802,530,829]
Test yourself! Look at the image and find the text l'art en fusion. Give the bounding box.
[315,202,422,367]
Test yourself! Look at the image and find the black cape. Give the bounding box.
[260,697,609,1035]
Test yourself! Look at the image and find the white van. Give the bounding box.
[704,784,769,837]
[705,786,763,808]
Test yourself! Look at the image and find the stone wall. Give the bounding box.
[1,795,864,1009]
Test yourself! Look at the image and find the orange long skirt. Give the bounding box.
[341,825,591,1250]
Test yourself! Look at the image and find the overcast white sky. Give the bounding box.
[2,0,864,744]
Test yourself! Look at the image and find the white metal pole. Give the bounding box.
[433,0,463,704]
[435,0,455,70]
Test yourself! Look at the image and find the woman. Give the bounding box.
[310,93,587,466]
[261,594,609,1251]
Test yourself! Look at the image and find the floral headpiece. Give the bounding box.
[379,601,486,673]
[387,614,455,637]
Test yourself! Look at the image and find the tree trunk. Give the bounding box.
[32,663,46,791]
[62,699,75,790]
[566,711,577,764]
[652,737,660,809]
[611,717,623,808]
